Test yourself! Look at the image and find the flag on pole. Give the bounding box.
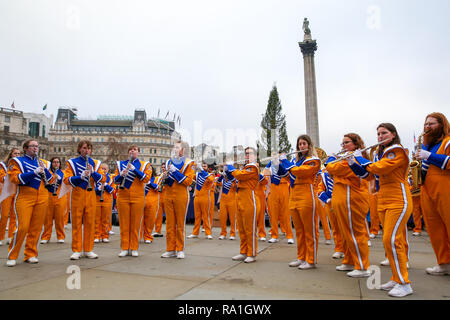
[413,132,416,144]
[157,108,160,118]
[165,111,169,119]
[11,101,15,109]
[173,113,176,121]
[177,115,181,126]
[43,104,47,110]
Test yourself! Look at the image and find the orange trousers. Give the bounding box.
[256,191,266,238]
[379,183,412,284]
[117,196,145,251]
[219,197,237,237]
[267,184,293,239]
[164,188,190,252]
[70,189,97,253]
[411,195,422,233]
[316,199,331,240]
[289,184,318,265]
[421,173,450,265]
[64,191,71,225]
[236,189,259,257]
[0,195,17,240]
[193,195,212,236]
[42,194,67,241]
[141,192,159,241]
[369,193,381,235]
[8,186,48,261]
[325,203,345,253]
[95,195,112,240]
[332,183,370,270]
[154,193,164,234]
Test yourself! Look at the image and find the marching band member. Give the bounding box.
[141,165,160,244]
[264,159,294,244]
[41,157,66,244]
[6,140,54,266]
[314,171,332,245]
[188,162,214,239]
[415,112,450,276]
[349,123,413,297]
[0,147,20,246]
[224,147,260,263]
[160,140,196,259]
[368,183,381,239]
[325,133,371,278]
[64,140,105,260]
[280,135,320,270]
[151,163,166,238]
[94,163,114,243]
[216,171,237,240]
[255,171,268,241]
[317,168,345,259]
[114,145,151,257]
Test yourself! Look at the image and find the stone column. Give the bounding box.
[299,29,320,147]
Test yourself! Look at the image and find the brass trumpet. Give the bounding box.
[119,155,133,190]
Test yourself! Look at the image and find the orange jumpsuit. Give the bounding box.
[267,176,293,240]
[153,175,166,235]
[141,175,162,242]
[7,156,55,261]
[163,158,196,252]
[64,190,71,225]
[368,179,381,235]
[352,144,413,284]
[95,173,114,241]
[420,136,450,266]
[255,174,268,239]
[64,156,105,254]
[41,169,67,241]
[411,190,422,233]
[217,177,237,238]
[192,171,214,236]
[314,173,332,241]
[0,162,17,241]
[114,159,151,251]
[227,163,260,257]
[281,156,320,265]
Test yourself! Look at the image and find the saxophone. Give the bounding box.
[409,132,425,193]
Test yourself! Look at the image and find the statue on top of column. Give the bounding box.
[302,18,312,41]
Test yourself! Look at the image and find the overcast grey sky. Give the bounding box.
[1,0,449,156]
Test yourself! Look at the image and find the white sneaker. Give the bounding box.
[268,238,279,243]
[229,236,235,240]
[131,250,139,257]
[57,239,65,243]
[201,228,205,233]
[144,240,152,244]
[6,259,16,267]
[388,283,413,297]
[287,238,294,244]
[232,254,247,261]
[369,233,376,239]
[70,252,82,260]
[244,256,256,263]
[380,258,390,266]
[94,239,100,243]
[380,280,397,291]
[187,234,198,239]
[325,239,332,245]
[412,232,421,236]
[207,235,213,240]
[40,239,49,244]
[25,257,39,264]
[161,251,177,258]
[259,237,266,241]
[426,264,450,275]
[7,238,11,244]
[177,251,185,259]
[299,262,315,270]
[289,259,305,267]
[332,252,345,259]
[109,230,115,235]
[118,250,128,257]
[218,235,225,240]
[368,240,372,247]
[347,269,371,278]
[151,232,162,237]
[336,264,354,271]
[0,240,3,246]
[84,251,98,259]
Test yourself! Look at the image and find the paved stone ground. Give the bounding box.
[0,223,449,300]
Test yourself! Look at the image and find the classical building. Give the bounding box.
[49,107,179,171]
[0,107,52,160]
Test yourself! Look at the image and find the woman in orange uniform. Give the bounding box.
[114,145,151,257]
[280,135,320,270]
[325,133,371,278]
[225,147,260,263]
[6,140,54,267]
[414,112,450,276]
[64,140,105,260]
[160,141,195,259]
[255,172,268,241]
[41,157,66,244]
[94,163,114,243]
[0,147,20,246]
[216,172,237,240]
[350,123,413,297]
[141,165,160,244]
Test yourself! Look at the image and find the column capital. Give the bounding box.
[299,40,317,56]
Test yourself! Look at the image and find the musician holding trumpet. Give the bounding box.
[5,140,55,267]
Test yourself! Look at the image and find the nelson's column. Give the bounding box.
[299,18,320,147]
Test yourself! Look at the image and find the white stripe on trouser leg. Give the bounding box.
[365,218,370,236]
[182,187,189,251]
[310,184,316,265]
[347,186,364,270]
[7,187,20,259]
[405,224,410,260]
[391,183,408,284]
[252,191,256,257]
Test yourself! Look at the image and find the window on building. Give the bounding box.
[28,122,40,137]
[42,125,46,137]
[4,115,10,123]
[5,140,10,145]
[4,125,9,133]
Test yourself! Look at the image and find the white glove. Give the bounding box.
[226,161,234,166]
[352,149,362,158]
[272,158,280,166]
[347,156,356,166]
[81,170,90,178]
[34,166,44,175]
[415,149,431,160]
[279,154,287,161]
[121,169,129,177]
[169,164,178,173]
[128,164,135,171]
